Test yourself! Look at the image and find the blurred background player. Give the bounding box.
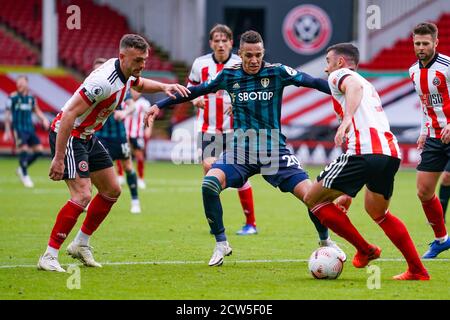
[124,88,152,189]
[410,22,450,258]
[439,171,450,223]
[146,30,345,266]
[2,75,49,187]
[37,34,189,272]
[93,57,142,214]
[305,43,429,280]
[188,24,257,235]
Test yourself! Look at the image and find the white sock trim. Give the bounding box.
[74,230,90,246]
[437,234,449,244]
[238,181,252,191]
[45,246,59,257]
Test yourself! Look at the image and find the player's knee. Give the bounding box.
[202,176,222,196]
[108,185,122,198]
[74,191,92,208]
[202,161,213,174]
[442,172,450,186]
[417,185,435,202]
[303,192,315,208]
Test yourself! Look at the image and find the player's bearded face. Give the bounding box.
[121,48,149,78]
[239,43,264,75]
[413,34,437,63]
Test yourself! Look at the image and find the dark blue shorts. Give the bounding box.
[14,130,40,147]
[97,137,131,161]
[197,132,232,160]
[211,148,309,193]
[129,137,145,151]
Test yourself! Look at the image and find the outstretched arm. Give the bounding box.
[132,78,191,99]
[144,82,217,127]
[297,72,331,95]
[155,82,215,109]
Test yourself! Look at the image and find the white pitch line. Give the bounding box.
[0,258,449,269]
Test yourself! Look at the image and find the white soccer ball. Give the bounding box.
[308,247,345,279]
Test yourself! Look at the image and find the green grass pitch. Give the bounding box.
[0,158,449,300]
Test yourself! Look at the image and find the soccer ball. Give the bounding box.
[308,247,345,279]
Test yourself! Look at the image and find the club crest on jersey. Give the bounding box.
[78,161,89,172]
[261,78,270,88]
[233,82,240,89]
[433,77,441,86]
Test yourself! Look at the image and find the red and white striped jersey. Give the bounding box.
[125,96,151,138]
[188,53,241,133]
[328,68,401,159]
[51,58,140,139]
[409,53,450,138]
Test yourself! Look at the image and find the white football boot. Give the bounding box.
[130,199,141,214]
[208,241,233,266]
[67,242,102,267]
[319,238,347,262]
[17,167,34,188]
[117,175,125,186]
[137,178,146,189]
[37,253,66,272]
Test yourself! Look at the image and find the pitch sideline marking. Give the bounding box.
[0,258,449,269]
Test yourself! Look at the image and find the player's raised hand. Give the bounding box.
[144,105,160,128]
[164,83,191,99]
[49,158,65,181]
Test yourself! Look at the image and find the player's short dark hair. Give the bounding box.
[93,57,107,68]
[327,43,360,66]
[120,34,149,52]
[413,22,438,40]
[209,24,233,40]
[239,30,264,48]
[16,75,28,82]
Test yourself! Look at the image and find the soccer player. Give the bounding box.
[3,75,49,187]
[37,34,190,272]
[92,58,142,214]
[124,88,152,189]
[189,24,258,235]
[145,30,345,266]
[304,43,429,280]
[410,22,450,258]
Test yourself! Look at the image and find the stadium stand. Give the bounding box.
[0,0,174,74]
[360,12,450,70]
[0,29,38,65]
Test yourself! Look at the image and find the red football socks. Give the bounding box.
[422,195,447,238]
[81,193,117,236]
[238,182,256,226]
[312,202,371,253]
[375,211,427,274]
[48,200,85,249]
